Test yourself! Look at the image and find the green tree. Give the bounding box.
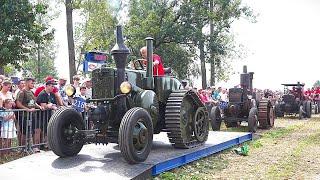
[23,42,58,82]
[207,0,255,85]
[74,0,117,73]
[313,80,320,88]
[0,1,53,74]
[126,0,197,79]
[176,0,255,88]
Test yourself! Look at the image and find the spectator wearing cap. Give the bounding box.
[36,80,58,110]
[57,77,68,106]
[16,77,44,146]
[0,79,15,109]
[34,76,63,106]
[36,80,59,144]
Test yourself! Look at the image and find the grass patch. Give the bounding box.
[263,125,302,139]
[267,135,310,178]
[155,154,229,180]
[251,140,263,149]
[224,126,248,132]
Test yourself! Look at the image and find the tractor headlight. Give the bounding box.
[120,81,132,94]
[65,84,76,97]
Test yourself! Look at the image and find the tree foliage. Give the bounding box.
[74,0,117,73]
[125,0,255,83]
[313,80,320,88]
[125,0,197,79]
[23,42,58,82]
[0,1,54,69]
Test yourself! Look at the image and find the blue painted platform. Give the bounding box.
[0,131,251,179]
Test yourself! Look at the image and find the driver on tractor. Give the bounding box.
[138,46,165,76]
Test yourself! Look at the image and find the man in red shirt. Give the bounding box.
[34,76,63,106]
[140,46,165,76]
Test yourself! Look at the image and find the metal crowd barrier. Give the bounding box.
[0,108,90,157]
[0,109,51,156]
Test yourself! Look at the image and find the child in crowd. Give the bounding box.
[0,99,17,154]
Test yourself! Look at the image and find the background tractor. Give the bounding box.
[210,66,274,132]
[275,82,312,119]
[47,26,209,164]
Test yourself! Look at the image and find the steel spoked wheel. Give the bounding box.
[119,107,153,164]
[193,107,209,142]
[165,90,210,148]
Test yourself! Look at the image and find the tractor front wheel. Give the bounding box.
[119,107,153,164]
[248,108,258,133]
[210,106,222,131]
[47,107,85,157]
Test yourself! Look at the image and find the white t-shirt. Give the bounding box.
[0,110,17,138]
[0,91,14,101]
[220,92,228,102]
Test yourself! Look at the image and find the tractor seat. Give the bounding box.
[164,67,171,74]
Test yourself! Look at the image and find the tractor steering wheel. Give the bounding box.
[133,59,147,70]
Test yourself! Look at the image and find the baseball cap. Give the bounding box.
[46,80,57,86]
[45,75,57,82]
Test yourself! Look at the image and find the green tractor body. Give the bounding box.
[47,26,209,164]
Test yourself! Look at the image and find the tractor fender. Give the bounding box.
[133,90,159,127]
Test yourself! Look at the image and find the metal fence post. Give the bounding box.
[26,111,33,153]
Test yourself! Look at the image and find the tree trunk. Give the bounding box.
[37,43,41,81]
[0,67,4,75]
[199,40,207,90]
[66,0,76,83]
[209,0,215,87]
[210,59,215,86]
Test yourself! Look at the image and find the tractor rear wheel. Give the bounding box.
[165,90,209,149]
[48,107,85,157]
[210,106,222,131]
[248,108,258,133]
[119,107,153,164]
[258,99,274,129]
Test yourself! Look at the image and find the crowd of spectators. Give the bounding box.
[0,74,92,154]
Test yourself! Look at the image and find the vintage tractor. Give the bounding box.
[210,66,275,132]
[275,82,312,119]
[47,26,209,164]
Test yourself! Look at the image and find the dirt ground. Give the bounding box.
[157,115,320,180]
